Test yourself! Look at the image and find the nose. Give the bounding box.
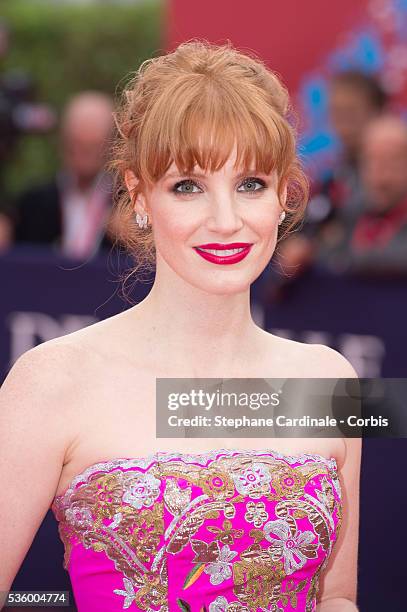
[205,194,244,235]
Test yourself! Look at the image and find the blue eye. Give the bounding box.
[238,177,266,193]
[171,176,267,196]
[172,180,201,194]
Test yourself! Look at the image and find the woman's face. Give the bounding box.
[128,149,285,295]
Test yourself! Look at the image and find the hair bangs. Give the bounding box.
[138,76,289,185]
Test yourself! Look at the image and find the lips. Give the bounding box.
[193,242,253,265]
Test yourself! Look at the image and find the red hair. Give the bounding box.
[108,39,309,279]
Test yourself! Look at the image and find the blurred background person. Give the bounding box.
[325,114,407,276]
[274,70,388,280]
[275,113,407,279]
[12,90,115,260]
[323,70,388,199]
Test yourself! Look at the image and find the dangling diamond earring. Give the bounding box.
[135,212,148,229]
[278,210,286,226]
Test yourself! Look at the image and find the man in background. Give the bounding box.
[341,114,407,276]
[13,90,115,259]
[275,70,388,279]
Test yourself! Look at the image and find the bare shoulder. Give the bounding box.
[2,337,85,403]
[8,307,131,376]
[265,332,358,378]
[0,315,117,429]
[262,330,358,378]
[306,343,359,378]
[3,322,104,389]
[1,308,140,433]
[40,308,135,365]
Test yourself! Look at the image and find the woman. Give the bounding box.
[0,40,360,611]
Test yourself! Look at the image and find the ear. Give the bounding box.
[279,179,288,209]
[124,169,147,215]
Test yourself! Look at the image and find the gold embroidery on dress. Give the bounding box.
[52,452,342,611]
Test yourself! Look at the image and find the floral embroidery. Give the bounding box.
[209,595,250,611]
[275,466,306,499]
[209,595,230,611]
[113,577,137,609]
[203,543,238,585]
[121,471,161,509]
[264,518,318,575]
[51,448,342,611]
[201,468,235,499]
[206,519,244,544]
[232,462,272,498]
[245,501,269,527]
[65,503,93,530]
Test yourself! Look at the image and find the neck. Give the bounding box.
[128,257,265,376]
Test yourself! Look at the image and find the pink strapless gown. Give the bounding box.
[51,449,342,611]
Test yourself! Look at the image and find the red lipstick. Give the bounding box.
[193,242,253,265]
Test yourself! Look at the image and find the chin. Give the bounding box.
[183,269,261,295]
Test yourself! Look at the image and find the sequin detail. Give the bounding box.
[51,448,342,611]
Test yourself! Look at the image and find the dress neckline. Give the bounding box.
[52,447,339,506]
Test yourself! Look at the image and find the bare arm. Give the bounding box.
[313,345,361,611]
[0,342,78,604]
[316,437,361,611]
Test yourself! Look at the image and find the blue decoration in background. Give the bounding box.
[328,29,384,73]
[298,23,391,179]
[299,76,339,171]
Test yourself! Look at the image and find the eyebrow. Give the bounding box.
[164,169,261,180]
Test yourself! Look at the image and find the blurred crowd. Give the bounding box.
[276,70,407,281]
[0,19,116,261]
[1,91,116,260]
[1,27,407,276]
[0,88,116,260]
